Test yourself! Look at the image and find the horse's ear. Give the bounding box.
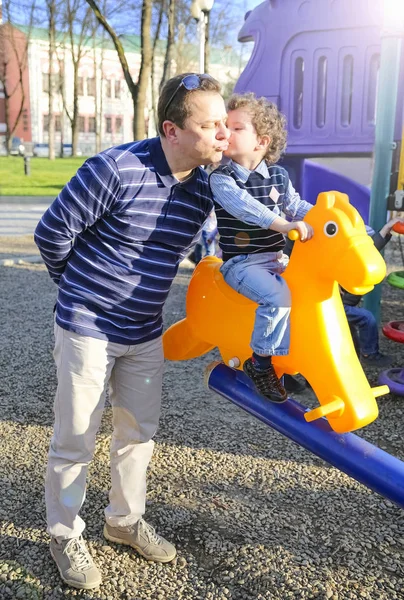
[316,191,336,209]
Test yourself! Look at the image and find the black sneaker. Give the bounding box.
[243,358,287,403]
[283,374,307,394]
[360,352,393,368]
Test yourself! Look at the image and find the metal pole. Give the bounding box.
[363,31,403,322]
[199,13,205,74]
[206,362,404,509]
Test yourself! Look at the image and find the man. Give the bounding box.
[35,73,229,590]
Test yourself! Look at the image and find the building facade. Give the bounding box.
[0,24,242,155]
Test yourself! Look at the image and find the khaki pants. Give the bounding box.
[46,324,164,542]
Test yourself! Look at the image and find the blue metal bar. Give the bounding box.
[206,362,404,509]
[364,32,403,323]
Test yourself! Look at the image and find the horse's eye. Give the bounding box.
[324,221,338,237]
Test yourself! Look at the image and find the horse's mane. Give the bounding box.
[333,196,362,228]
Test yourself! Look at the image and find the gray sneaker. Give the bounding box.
[50,536,102,590]
[104,519,176,563]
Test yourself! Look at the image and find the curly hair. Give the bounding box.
[227,93,287,164]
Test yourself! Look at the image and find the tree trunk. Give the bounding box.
[48,0,56,160]
[160,0,175,89]
[72,64,79,156]
[86,0,155,141]
[134,0,152,139]
[151,0,164,135]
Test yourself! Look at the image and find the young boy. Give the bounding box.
[209,93,313,403]
[342,216,404,366]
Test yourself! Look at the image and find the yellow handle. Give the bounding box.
[371,385,390,398]
[304,397,345,423]
[288,229,300,241]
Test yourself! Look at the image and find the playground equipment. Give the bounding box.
[379,225,404,395]
[164,191,389,434]
[205,362,404,510]
[234,0,404,222]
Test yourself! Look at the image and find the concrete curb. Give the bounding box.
[0,255,196,270]
[0,255,43,266]
[0,196,54,204]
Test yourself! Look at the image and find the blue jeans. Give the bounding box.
[344,304,379,356]
[220,251,291,356]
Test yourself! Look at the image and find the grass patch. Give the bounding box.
[0,156,87,196]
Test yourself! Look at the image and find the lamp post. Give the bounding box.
[191,0,214,73]
[363,0,404,322]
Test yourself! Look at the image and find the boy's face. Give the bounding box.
[225,108,265,163]
[174,91,230,166]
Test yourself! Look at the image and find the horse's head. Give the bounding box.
[289,192,386,295]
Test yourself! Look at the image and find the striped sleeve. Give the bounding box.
[210,171,277,228]
[283,181,313,220]
[34,153,121,283]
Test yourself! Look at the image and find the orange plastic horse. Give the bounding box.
[164,191,389,433]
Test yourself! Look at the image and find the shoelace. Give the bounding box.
[267,366,285,393]
[138,519,162,546]
[64,537,93,570]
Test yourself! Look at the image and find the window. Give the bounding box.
[88,116,96,133]
[114,80,121,99]
[341,55,354,127]
[77,76,84,96]
[87,77,95,97]
[105,80,112,98]
[42,73,49,94]
[105,117,112,133]
[367,54,380,126]
[115,117,123,134]
[293,57,304,129]
[78,116,85,132]
[23,110,29,132]
[316,56,328,128]
[43,114,61,132]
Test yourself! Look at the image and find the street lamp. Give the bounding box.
[191,0,215,73]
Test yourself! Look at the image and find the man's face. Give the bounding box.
[176,91,229,166]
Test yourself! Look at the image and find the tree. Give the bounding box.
[0,0,36,153]
[61,0,93,157]
[46,0,57,160]
[86,0,153,140]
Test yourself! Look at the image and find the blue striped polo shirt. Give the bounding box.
[35,137,213,344]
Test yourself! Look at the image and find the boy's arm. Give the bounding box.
[282,180,313,220]
[368,217,404,252]
[379,217,404,239]
[210,172,313,241]
[34,153,121,283]
[210,171,278,229]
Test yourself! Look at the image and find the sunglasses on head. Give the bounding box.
[164,73,215,120]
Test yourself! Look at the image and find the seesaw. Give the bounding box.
[164,191,389,434]
[205,362,404,509]
[163,191,404,508]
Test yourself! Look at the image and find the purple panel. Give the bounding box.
[281,158,370,222]
[302,160,371,222]
[235,0,403,155]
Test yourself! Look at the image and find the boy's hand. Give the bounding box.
[380,217,404,237]
[289,221,314,242]
[270,217,313,242]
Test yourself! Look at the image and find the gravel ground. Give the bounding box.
[1,235,404,600]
